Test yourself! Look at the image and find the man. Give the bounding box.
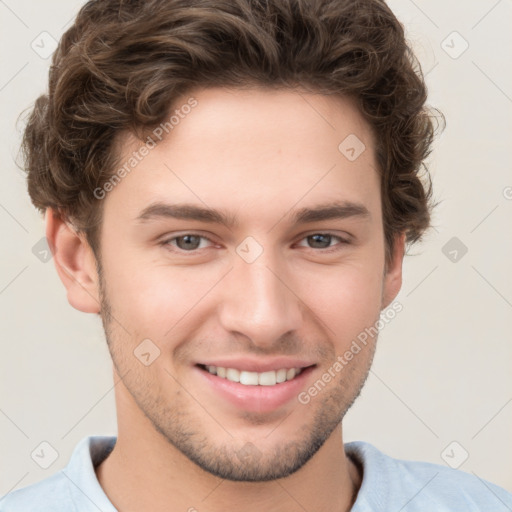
[2,0,511,510]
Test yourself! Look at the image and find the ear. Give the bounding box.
[45,208,101,313]
[381,232,406,310]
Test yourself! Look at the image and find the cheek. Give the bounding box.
[298,260,384,341]
[103,234,384,344]
[104,254,218,337]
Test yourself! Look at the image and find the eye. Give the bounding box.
[160,232,351,255]
[296,233,350,252]
[160,233,215,252]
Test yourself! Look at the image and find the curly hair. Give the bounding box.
[18,0,444,267]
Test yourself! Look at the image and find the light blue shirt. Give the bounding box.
[1,435,511,511]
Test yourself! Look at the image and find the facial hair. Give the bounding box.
[97,264,377,482]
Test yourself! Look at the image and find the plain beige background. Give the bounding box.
[1,0,511,496]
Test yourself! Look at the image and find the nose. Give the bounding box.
[218,249,303,349]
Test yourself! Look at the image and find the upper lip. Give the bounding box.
[197,357,316,373]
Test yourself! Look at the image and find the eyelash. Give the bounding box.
[159,232,351,254]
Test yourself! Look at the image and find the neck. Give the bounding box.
[96,387,361,512]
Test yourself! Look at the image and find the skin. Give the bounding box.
[47,86,405,512]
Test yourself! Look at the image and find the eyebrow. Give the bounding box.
[135,200,371,228]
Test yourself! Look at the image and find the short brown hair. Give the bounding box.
[18,0,444,267]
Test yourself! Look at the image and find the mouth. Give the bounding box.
[197,364,308,386]
[194,362,317,413]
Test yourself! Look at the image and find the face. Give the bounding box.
[95,87,403,481]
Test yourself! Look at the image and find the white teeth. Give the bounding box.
[258,371,277,386]
[225,368,240,383]
[240,371,259,385]
[276,368,287,383]
[204,365,304,386]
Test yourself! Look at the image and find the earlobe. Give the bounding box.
[382,232,406,310]
[45,208,101,314]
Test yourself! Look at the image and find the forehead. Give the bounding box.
[106,87,380,226]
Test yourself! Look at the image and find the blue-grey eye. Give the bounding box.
[174,234,203,250]
[306,234,335,249]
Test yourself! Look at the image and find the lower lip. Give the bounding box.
[195,365,315,414]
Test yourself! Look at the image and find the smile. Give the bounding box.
[199,364,304,386]
[194,356,317,413]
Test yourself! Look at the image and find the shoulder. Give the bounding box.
[346,441,512,511]
[0,470,73,512]
[0,435,117,512]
